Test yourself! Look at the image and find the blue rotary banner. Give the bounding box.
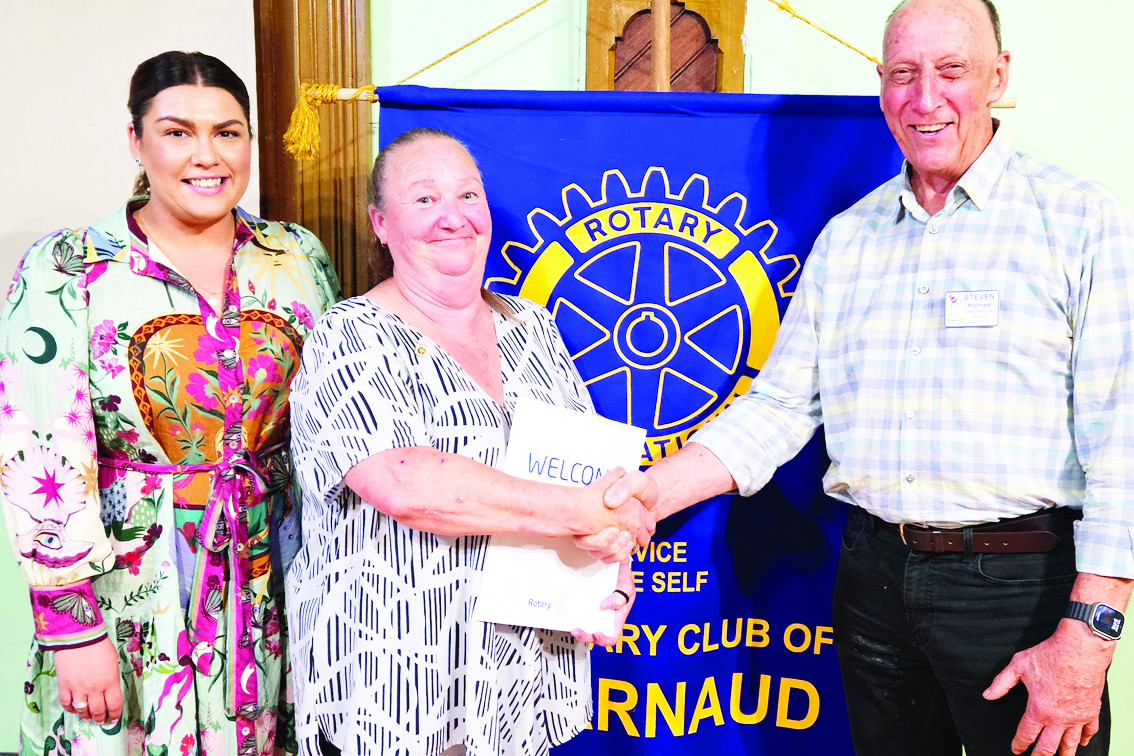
[376,85,904,754]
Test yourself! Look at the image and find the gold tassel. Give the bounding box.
[284,83,365,161]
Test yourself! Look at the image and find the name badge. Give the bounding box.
[944,290,999,327]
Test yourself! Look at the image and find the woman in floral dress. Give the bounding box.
[0,51,339,755]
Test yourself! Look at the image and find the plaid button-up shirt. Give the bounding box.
[695,127,1134,578]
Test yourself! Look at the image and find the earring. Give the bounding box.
[135,158,142,166]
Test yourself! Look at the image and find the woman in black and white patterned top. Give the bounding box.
[286,128,655,756]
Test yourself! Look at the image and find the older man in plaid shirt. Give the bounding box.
[594,1,1134,754]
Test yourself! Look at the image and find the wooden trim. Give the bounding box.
[253,0,299,224]
[651,0,671,91]
[254,0,373,297]
[588,0,746,92]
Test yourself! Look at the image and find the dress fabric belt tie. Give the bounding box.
[98,440,287,717]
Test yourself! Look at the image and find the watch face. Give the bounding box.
[1091,605,1125,640]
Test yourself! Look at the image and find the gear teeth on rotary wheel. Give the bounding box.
[487,168,799,467]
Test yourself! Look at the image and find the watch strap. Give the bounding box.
[1065,600,1094,624]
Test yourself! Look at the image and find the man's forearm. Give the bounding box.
[1051,572,1133,669]
[1069,572,1132,610]
[648,441,738,519]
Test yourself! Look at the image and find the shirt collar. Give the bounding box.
[895,120,1011,221]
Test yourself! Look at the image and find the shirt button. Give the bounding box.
[905,474,916,483]
[228,394,241,405]
[928,224,939,234]
[918,285,929,294]
[222,349,236,360]
[905,410,917,419]
[911,346,922,355]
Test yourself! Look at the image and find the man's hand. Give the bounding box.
[602,469,659,512]
[601,493,655,559]
[983,620,1110,756]
[55,636,123,725]
[576,442,737,562]
[576,469,655,562]
[574,469,659,561]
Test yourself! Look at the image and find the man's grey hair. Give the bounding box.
[887,0,1002,52]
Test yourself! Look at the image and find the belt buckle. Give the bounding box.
[898,522,912,547]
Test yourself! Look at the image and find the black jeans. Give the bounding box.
[832,506,1111,756]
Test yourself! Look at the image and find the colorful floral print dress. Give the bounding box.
[0,199,340,756]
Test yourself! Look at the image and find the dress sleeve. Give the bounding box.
[0,230,114,649]
[287,221,343,316]
[290,305,425,506]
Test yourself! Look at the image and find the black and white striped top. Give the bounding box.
[287,294,595,756]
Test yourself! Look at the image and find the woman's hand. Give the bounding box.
[55,637,123,725]
[573,561,636,647]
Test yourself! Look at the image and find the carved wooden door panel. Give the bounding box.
[588,0,746,92]
[614,4,718,91]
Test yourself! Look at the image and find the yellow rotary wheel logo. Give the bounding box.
[488,168,799,465]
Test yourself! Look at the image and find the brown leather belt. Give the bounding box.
[875,507,1081,554]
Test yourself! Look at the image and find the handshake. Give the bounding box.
[568,442,729,562]
[577,467,660,563]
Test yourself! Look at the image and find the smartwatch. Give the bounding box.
[1064,601,1125,641]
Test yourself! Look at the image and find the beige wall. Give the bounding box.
[369,0,1134,207]
[0,1,260,286]
[742,0,1134,206]
[372,0,586,89]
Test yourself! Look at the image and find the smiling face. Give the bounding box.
[879,0,1009,206]
[368,136,491,298]
[128,84,251,230]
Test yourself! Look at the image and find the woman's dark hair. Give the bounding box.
[129,51,251,195]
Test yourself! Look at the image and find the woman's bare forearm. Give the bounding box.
[343,446,651,540]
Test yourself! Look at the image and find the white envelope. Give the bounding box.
[473,399,646,635]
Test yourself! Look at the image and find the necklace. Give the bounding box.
[137,204,231,306]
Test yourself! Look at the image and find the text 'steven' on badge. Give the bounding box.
[944,290,999,328]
